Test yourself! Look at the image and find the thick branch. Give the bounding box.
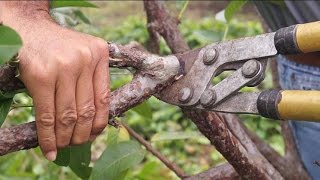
[0,43,181,156]
[183,110,283,179]
[143,1,283,179]
[144,0,189,54]
[122,123,187,179]
[185,163,240,180]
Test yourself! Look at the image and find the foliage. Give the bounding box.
[92,141,145,180]
[54,143,92,179]
[224,0,248,23]
[50,0,97,9]
[0,25,23,126]
[0,25,22,64]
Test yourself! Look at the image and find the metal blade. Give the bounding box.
[158,32,277,107]
[195,92,260,114]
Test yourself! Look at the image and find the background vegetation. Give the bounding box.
[0,1,283,179]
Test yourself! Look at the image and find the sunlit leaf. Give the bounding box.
[92,141,145,180]
[0,25,22,64]
[224,0,248,23]
[118,126,130,142]
[135,161,171,180]
[51,0,97,8]
[106,126,120,146]
[131,101,152,119]
[151,131,202,142]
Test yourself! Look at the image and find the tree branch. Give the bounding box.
[184,163,240,180]
[0,43,182,156]
[183,110,283,179]
[144,1,283,179]
[144,0,189,54]
[121,123,187,179]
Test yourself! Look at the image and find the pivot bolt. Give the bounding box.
[200,89,217,107]
[242,60,260,78]
[178,87,193,103]
[203,48,218,65]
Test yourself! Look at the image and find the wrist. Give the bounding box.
[0,1,51,29]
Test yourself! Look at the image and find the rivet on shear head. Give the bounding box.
[203,48,218,65]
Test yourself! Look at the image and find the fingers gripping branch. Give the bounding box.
[0,42,181,156]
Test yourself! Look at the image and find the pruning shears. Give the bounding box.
[157,21,320,121]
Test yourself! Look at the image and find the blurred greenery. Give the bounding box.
[0,25,22,64]
[0,1,284,180]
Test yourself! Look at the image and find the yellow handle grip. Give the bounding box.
[278,90,320,121]
[296,21,320,53]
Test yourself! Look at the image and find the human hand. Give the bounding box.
[2,9,110,161]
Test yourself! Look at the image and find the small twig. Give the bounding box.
[178,0,189,20]
[222,24,229,41]
[121,123,188,179]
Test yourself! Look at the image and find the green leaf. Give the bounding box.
[0,98,13,126]
[0,25,22,64]
[106,126,120,146]
[54,147,70,166]
[74,10,91,24]
[53,143,92,179]
[131,101,152,119]
[51,0,97,8]
[151,131,202,142]
[0,91,17,100]
[117,169,129,180]
[69,142,92,179]
[224,0,248,23]
[92,141,145,180]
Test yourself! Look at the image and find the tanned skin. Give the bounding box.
[0,1,110,161]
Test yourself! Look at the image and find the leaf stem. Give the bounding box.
[178,0,189,20]
[222,24,229,41]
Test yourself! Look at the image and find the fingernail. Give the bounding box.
[45,151,57,161]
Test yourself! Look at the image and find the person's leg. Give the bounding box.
[277,55,320,179]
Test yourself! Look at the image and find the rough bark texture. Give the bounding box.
[0,122,37,155]
[144,1,284,179]
[144,0,189,54]
[184,164,240,180]
[0,43,182,155]
[183,110,283,179]
[0,65,24,92]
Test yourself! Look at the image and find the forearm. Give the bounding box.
[0,1,50,28]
